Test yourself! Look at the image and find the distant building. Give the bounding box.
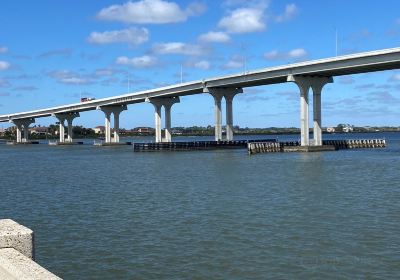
[326,127,335,133]
[133,127,153,134]
[0,128,5,136]
[30,126,48,135]
[343,125,354,133]
[94,126,105,134]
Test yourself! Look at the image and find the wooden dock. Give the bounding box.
[248,139,386,155]
[6,141,40,145]
[133,139,277,152]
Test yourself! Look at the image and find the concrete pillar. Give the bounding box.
[16,125,22,143]
[146,99,162,143]
[224,88,242,141]
[163,97,180,143]
[288,75,333,146]
[59,120,65,143]
[205,87,242,141]
[97,105,127,143]
[313,91,322,146]
[301,89,310,146]
[66,113,79,143]
[311,79,332,145]
[23,126,30,142]
[153,103,162,143]
[104,110,111,143]
[164,104,172,142]
[225,95,234,141]
[113,111,120,143]
[147,97,180,143]
[11,118,35,143]
[112,106,126,143]
[53,114,66,143]
[54,113,79,143]
[209,92,223,141]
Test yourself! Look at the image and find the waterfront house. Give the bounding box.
[29,126,49,135]
[133,127,154,135]
[94,126,105,134]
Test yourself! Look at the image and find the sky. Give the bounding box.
[0,0,400,129]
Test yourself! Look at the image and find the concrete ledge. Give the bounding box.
[94,142,132,146]
[6,141,40,145]
[48,141,84,146]
[0,219,62,279]
[283,145,337,152]
[0,219,34,259]
[0,248,61,280]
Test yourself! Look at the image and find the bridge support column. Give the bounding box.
[148,97,180,143]
[288,75,333,146]
[66,113,79,142]
[98,105,127,143]
[112,107,126,143]
[163,97,180,142]
[16,125,22,143]
[212,92,223,141]
[205,87,242,141]
[224,89,242,141]
[11,118,35,143]
[58,116,66,143]
[54,113,79,143]
[154,103,162,143]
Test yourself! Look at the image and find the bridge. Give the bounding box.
[1,47,400,146]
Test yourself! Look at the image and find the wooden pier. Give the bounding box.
[6,141,40,145]
[133,139,277,152]
[248,139,386,155]
[48,141,84,146]
[93,141,132,146]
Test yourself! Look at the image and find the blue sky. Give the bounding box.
[0,0,400,129]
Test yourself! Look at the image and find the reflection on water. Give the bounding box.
[0,132,399,279]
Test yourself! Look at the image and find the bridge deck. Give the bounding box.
[1,47,400,122]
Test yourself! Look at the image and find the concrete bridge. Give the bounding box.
[1,47,400,146]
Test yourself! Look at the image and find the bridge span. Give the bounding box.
[1,47,400,145]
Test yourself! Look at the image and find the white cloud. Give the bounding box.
[338,76,355,85]
[60,77,88,85]
[185,2,207,16]
[389,74,400,81]
[288,48,306,58]
[223,0,269,8]
[222,56,244,69]
[153,42,207,56]
[198,31,230,43]
[264,48,307,60]
[87,28,149,45]
[0,46,8,53]
[276,3,298,22]
[116,55,158,68]
[0,61,10,71]
[218,8,266,33]
[48,70,92,85]
[94,69,115,77]
[39,48,72,58]
[96,0,204,24]
[0,79,10,87]
[193,60,210,70]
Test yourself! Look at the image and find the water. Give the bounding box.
[1,133,399,279]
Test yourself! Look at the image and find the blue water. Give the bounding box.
[0,133,399,279]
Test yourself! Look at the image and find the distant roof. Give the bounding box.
[30,127,48,132]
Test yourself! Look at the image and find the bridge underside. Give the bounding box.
[1,47,400,145]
